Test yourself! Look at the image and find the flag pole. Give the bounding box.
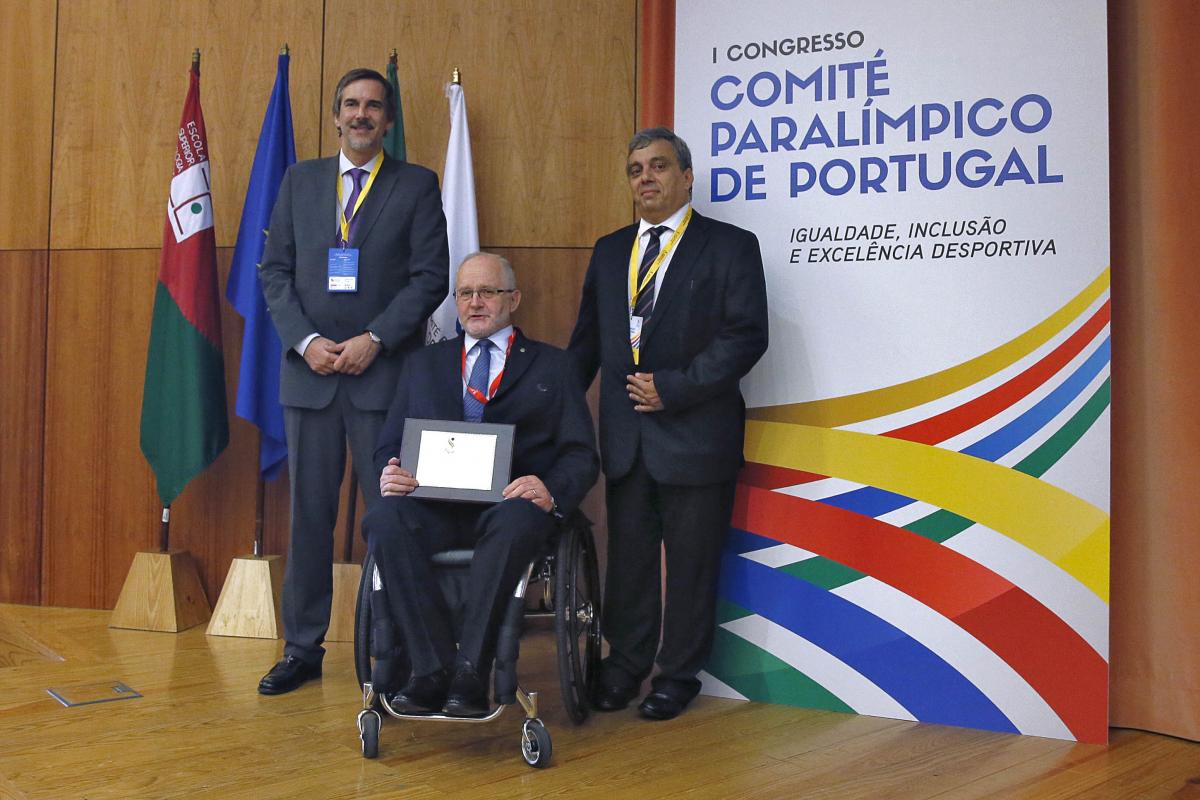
[159,506,171,552]
[253,449,265,557]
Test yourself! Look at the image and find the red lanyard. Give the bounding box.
[461,330,516,405]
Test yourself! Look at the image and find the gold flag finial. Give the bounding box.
[281,43,289,55]
[192,48,200,66]
[451,66,461,85]
[390,47,398,58]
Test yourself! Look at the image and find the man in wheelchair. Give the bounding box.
[362,252,599,717]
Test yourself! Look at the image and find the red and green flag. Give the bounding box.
[140,56,229,507]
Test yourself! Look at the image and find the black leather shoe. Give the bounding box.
[638,690,688,720]
[258,656,322,695]
[444,661,490,717]
[393,667,451,713]
[593,683,638,712]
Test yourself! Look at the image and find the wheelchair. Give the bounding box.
[353,510,601,767]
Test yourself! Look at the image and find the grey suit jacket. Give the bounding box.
[260,154,449,411]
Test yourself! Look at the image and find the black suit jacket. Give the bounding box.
[568,210,768,485]
[260,154,449,411]
[374,332,599,515]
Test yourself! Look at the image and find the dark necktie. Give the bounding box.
[463,339,493,422]
[633,225,668,320]
[340,167,367,244]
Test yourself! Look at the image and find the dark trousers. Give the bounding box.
[602,454,737,700]
[363,496,555,677]
[281,387,384,664]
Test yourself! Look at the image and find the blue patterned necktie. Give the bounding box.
[463,339,493,422]
[633,225,668,320]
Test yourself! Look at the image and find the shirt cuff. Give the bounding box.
[295,332,320,356]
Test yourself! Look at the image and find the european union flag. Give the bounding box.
[227,51,296,478]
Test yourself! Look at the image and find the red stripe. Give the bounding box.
[738,461,824,490]
[885,301,1111,444]
[733,483,1108,742]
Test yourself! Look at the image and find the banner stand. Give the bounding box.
[206,555,284,639]
[110,550,210,633]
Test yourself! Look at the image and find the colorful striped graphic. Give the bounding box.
[703,269,1111,743]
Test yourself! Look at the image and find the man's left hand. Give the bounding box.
[333,333,382,375]
[503,475,554,513]
[626,372,664,412]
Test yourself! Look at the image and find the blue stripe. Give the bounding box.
[719,553,1019,734]
[962,337,1110,461]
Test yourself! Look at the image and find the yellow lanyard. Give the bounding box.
[627,207,693,315]
[336,154,384,245]
[627,208,692,364]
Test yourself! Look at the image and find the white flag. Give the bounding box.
[428,81,479,343]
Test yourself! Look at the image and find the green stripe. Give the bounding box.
[1015,378,1111,478]
[904,379,1111,542]
[716,599,754,625]
[780,557,866,588]
[140,282,229,506]
[706,627,853,713]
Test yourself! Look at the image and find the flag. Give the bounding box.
[226,50,296,479]
[140,57,230,506]
[428,80,478,342]
[383,49,407,161]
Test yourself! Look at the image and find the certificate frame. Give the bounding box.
[399,418,515,503]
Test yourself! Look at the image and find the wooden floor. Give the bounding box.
[1,604,1197,800]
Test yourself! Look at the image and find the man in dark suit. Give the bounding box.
[363,252,599,716]
[568,127,768,720]
[256,68,449,694]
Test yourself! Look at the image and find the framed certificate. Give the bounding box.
[399,418,515,503]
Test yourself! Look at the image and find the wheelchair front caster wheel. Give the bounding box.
[359,709,381,759]
[521,718,552,768]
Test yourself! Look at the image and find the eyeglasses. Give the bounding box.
[455,287,515,302]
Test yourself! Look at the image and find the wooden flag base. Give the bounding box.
[206,555,284,639]
[109,550,211,632]
[324,561,363,642]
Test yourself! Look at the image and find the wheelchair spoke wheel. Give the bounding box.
[354,554,375,687]
[555,520,602,724]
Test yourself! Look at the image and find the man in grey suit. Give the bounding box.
[257,67,449,694]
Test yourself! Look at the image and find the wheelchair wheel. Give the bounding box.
[354,553,375,687]
[554,519,602,724]
[521,719,552,768]
[358,709,381,759]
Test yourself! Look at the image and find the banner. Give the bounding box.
[672,0,1110,742]
[140,58,230,506]
[427,81,478,342]
[227,51,296,479]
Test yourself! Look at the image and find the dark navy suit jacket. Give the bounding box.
[373,331,599,515]
[568,210,769,485]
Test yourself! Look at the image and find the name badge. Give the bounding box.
[629,314,644,350]
[328,248,360,292]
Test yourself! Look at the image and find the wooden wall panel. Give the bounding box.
[323,0,636,248]
[42,249,294,608]
[491,247,592,348]
[0,1,55,250]
[42,250,160,608]
[0,252,48,605]
[50,0,324,251]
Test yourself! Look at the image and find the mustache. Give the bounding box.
[348,120,375,131]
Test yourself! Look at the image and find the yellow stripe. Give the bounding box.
[746,420,1110,601]
[748,268,1111,428]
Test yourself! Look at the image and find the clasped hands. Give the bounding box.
[379,457,555,513]
[626,372,664,412]
[303,333,380,376]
